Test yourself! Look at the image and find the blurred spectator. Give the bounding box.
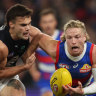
[85,0,96,31]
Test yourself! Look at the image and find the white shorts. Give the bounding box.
[0,75,21,92]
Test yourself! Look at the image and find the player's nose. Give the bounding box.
[72,38,76,44]
[26,25,30,31]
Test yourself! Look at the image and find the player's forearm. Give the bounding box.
[83,82,96,95]
[22,34,43,62]
[0,64,27,79]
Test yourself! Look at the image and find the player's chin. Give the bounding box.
[23,36,29,40]
[72,52,80,56]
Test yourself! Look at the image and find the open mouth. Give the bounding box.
[23,32,29,36]
[72,46,79,51]
[72,46,78,49]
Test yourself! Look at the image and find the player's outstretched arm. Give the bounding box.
[22,26,43,62]
[24,26,58,62]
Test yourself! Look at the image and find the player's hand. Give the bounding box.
[62,81,84,96]
[25,53,36,70]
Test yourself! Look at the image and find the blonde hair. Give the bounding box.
[61,20,90,41]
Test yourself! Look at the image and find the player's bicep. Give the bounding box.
[0,45,8,68]
[39,34,58,58]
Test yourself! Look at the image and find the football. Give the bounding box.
[50,68,72,96]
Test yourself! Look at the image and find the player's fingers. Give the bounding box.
[63,85,74,95]
[66,85,72,89]
[65,85,76,93]
[26,53,36,63]
[29,56,36,63]
[78,81,82,88]
[62,85,69,91]
[28,53,35,61]
[29,52,35,59]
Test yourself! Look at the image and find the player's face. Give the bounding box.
[39,14,57,36]
[65,28,86,56]
[10,16,31,40]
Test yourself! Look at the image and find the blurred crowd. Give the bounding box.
[0,0,96,96]
[0,0,96,41]
[0,0,96,42]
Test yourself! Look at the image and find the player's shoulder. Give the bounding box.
[91,42,96,58]
[91,44,96,65]
[93,44,96,51]
[86,41,96,50]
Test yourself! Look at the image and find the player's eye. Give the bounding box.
[67,36,72,39]
[75,35,80,39]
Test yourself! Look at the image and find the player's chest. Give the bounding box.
[57,60,92,78]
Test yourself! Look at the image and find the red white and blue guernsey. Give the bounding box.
[55,41,94,88]
[36,30,62,94]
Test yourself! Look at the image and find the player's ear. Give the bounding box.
[9,21,15,28]
[83,33,87,42]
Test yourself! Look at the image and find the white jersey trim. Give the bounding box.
[38,63,55,73]
[52,29,60,39]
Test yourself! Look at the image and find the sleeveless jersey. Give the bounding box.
[55,41,94,87]
[0,25,29,67]
[36,30,62,80]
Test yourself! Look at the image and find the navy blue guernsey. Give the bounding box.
[0,25,29,67]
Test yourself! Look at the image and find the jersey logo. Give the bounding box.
[80,64,91,73]
[53,84,58,92]
[59,64,69,69]
[73,63,78,68]
[21,46,25,50]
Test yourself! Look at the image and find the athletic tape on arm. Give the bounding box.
[83,68,96,95]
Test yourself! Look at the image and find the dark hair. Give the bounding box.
[5,4,33,26]
[39,8,57,20]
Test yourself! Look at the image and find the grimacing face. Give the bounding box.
[39,14,57,36]
[65,28,86,56]
[9,16,31,40]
